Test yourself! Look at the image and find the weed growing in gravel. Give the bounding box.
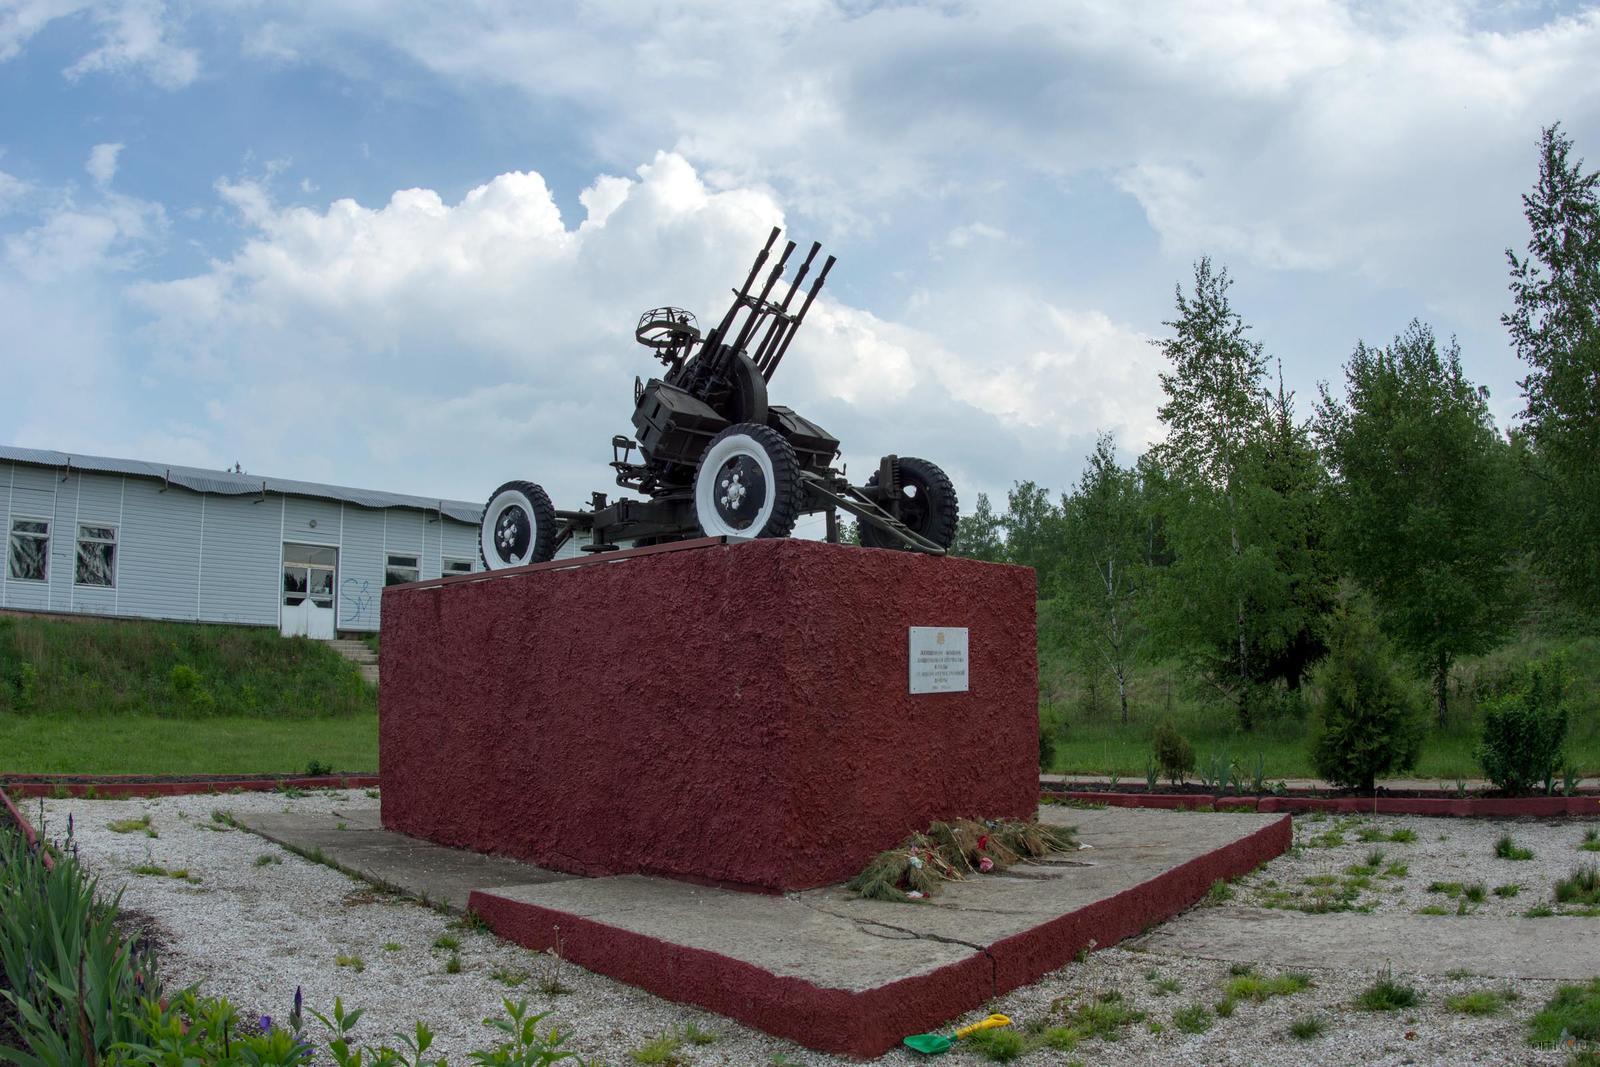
[253,854,280,868]
[1525,903,1557,917]
[383,942,403,952]
[1528,977,1600,1047]
[1152,976,1181,995]
[1289,1016,1328,1040]
[130,863,168,877]
[1494,883,1522,898]
[334,954,365,973]
[1047,993,1144,1042]
[966,1028,1026,1061]
[364,788,381,799]
[1146,1020,1164,1034]
[1428,880,1465,897]
[433,933,461,951]
[1582,829,1600,852]
[1557,865,1600,906]
[631,1031,685,1065]
[1356,966,1419,1011]
[1495,834,1535,861]
[1416,904,1450,915]
[683,1022,717,1046]
[1205,879,1234,904]
[535,931,574,996]
[1172,1004,1211,1034]
[107,815,156,837]
[450,909,493,933]
[490,966,527,986]
[1225,972,1313,1002]
[444,954,462,975]
[1388,828,1418,843]
[1465,883,1488,904]
[1446,987,1519,1016]
[1306,831,1346,849]
[1384,862,1410,878]
[1214,998,1235,1018]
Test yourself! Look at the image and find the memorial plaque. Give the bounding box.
[909,626,969,694]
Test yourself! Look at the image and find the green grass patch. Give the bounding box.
[334,953,364,973]
[1172,1004,1211,1034]
[0,616,373,719]
[1495,834,1535,861]
[1289,1016,1327,1040]
[1446,987,1518,1016]
[966,1028,1026,1062]
[1581,828,1600,852]
[1528,977,1600,1047]
[1356,970,1419,1011]
[432,933,460,951]
[630,1032,684,1065]
[1224,971,1313,1002]
[106,814,155,836]
[1556,865,1600,906]
[0,712,378,774]
[1493,883,1521,898]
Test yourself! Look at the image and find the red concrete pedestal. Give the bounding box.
[378,538,1038,893]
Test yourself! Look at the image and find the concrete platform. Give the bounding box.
[237,804,1289,1058]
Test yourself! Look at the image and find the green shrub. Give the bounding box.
[1153,721,1195,785]
[1306,595,1425,791]
[1477,693,1568,796]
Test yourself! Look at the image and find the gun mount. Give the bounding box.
[478,227,959,569]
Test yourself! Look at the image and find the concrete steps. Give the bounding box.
[329,638,380,687]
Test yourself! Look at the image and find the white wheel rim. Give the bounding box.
[695,433,777,537]
[481,487,541,569]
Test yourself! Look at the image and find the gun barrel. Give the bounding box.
[762,254,834,382]
[728,239,795,357]
[753,242,821,372]
[712,226,781,342]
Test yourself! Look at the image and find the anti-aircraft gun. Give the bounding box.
[478,227,959,569]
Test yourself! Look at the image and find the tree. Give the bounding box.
[1307,591,1425,793]
[1315,321,1519,725]
[951,493,1005,561]
[1001,480,1063,589]
[1504,123,1600,606]
[1148,259,1322,729]
[1055,433,1149,724]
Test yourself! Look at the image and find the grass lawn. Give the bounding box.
[1043,629,1600,782]
[0,712,378,775]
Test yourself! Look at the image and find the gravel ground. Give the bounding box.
[34,793,1600,1065]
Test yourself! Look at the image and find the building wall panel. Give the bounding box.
[117,480,203,621]
[283,497,342,548]
[198,493,282,626]
[338,506,385,632]
[442,520,479,571]
[65,473,124,618]
[3,474,56,611]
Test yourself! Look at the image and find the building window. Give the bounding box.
[7,519,49,582]
[385,553,420,586]
[75,524,117,587]
[443,558,474,575]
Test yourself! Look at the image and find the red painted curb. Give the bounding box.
[0,784,52,869]
[1054,790,1600,818]
[468,815,1292,1059]
[0,775,379,799]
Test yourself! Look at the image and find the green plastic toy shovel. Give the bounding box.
[903,1013,1011,1055]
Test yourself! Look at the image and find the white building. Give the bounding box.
[0,446,486,639]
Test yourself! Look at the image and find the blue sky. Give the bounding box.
[3,1,1598,531]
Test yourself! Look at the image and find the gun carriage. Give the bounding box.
[478,227,959,569]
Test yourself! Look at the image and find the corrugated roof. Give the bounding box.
[0,445,483,524]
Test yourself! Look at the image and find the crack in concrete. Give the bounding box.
[798,899,1001,1000]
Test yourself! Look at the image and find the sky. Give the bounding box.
[2,1,1598,535]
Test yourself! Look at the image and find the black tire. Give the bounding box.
[479,480,557,570]
[693,423,804,539]
[861,457,959,551]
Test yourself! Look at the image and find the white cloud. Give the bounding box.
[0,0,196,87]
[117,154,1153,507]
[0,169,30,212]
[86,142,123,187]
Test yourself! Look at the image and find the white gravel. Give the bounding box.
[35,794,1600,1065]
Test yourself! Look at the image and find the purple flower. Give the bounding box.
[67,813,74,838]
[259,1014,272,1033]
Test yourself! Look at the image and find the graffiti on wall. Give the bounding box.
[340,576,374,626]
